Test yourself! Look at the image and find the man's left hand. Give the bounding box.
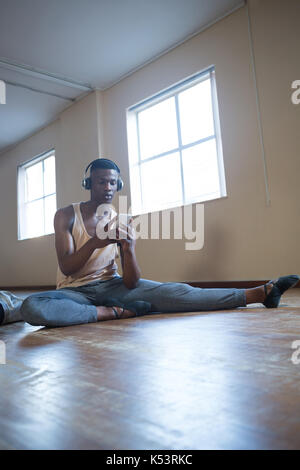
[116,219,136,252]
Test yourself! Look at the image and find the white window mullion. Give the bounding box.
[174,93,185,206]
[137,134,215,166]
[136,113,144,212]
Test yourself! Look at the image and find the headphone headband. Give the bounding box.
[84,158,121,175]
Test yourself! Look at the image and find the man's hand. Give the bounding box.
[102,216,136,252]
[114,218,140,289]
[90,236,115,250]
[90,218,117,250]
[94,215,140,289]
[115,218,136,253]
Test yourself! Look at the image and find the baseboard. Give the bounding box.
[0,285,56,291]
[1,279,300,291]
[187,280,300,288]
[187,280,267,288]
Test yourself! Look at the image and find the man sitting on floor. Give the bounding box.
[1,158,299,327]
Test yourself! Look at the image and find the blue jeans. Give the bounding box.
[20,275,247,327]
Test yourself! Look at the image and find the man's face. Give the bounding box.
[90,168,118,203]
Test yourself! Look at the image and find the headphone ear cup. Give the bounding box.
[117,177,124,191]
[82,177,91,190]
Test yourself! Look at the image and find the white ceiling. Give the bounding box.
[0,0,244,154]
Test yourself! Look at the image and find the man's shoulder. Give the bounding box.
[55,204,74,219]
[54,203,76,231]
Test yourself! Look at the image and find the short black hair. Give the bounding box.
[90,158,120,174]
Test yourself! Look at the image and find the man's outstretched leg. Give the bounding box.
[116,279,247,313]
[113,275,299,314]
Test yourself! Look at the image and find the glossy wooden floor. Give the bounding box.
[1,289,300,450]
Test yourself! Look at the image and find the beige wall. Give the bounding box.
[0,0,299,286]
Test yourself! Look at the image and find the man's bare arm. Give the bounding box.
[118,225,141,289]
[54,207,113,276]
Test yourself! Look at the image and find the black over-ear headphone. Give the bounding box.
[81,158,124,191]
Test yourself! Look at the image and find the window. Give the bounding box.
[18,149,57,240]
[126,67,226,215]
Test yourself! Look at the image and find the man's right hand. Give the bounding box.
[91,218,118,249]
[92,216,135,251]
[90,235,115,250]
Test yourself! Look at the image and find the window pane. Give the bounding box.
[24,199,44,239]
[138,97,178,160]
[178,78,215,146]
[25,162,43,201]
[44,194,56,234]
[140,152,182,212]
[182,139,220,202]
[44,155,56,195]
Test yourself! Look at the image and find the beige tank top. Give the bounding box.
[56,202,119,289]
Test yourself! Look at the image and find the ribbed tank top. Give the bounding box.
[56,202,119,289]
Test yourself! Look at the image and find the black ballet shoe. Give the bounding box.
[263,275,300,308]
[103,297,152,318]
[0,303,4,325]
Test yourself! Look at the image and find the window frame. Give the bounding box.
[126,66,227,216]
[17,148,56,240]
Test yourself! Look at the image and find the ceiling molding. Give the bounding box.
[3,79,76,101]
[0,57,93,92]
